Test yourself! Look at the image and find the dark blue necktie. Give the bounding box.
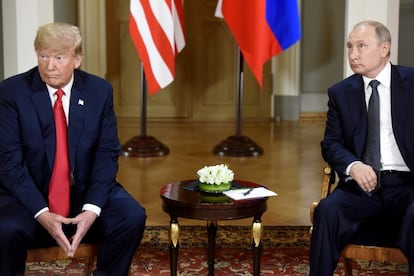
[362,80,381,194]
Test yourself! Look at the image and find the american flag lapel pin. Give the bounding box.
[78,99,84,106]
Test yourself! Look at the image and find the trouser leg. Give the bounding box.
[0,200,37,276]
[398,203,414,276]
[91,187,146,276]
[310,200,348,275]
[310,182,382,276]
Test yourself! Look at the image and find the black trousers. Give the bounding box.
[0,185,146,276]
[310,172,414,276]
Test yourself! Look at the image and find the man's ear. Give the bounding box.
[74,55,82,69]
[382,41,391,57]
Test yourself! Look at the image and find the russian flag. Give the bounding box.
[215,0,301,89]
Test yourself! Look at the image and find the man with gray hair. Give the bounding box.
[311,20,414,275]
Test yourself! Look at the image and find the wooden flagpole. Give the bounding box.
[213,48,263,157]
[121,63,169,157]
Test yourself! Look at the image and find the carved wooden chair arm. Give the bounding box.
[310,166,335,225]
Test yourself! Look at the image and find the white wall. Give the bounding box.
[2,0,53,78]
[344,0,400,77]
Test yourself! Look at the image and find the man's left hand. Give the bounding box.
[68,210,98,257]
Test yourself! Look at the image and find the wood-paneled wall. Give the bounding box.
[105,0,271,120]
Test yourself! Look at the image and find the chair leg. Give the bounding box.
[343,258,353,276]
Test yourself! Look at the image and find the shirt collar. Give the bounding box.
[362,62,391,90]
[46,74,74,98]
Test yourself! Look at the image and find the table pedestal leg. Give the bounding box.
[252,218,263,276]
[207,220,217,276]
[169,217,179,276]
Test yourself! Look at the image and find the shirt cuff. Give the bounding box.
[82,204,101,216]
[345,160,365,182]
[34,207,49,219]
[346,161,362,175]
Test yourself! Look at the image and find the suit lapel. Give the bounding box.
[30,71,55,170]
[346,76,367,157]
[68,71,86,170]
[390,65,409,143]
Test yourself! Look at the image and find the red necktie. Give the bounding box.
[48,89,70,217]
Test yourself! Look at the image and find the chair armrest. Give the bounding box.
[309,201,319,225]
[310,166,336,226]
[321,167,334,199]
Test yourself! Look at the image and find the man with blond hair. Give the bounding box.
[0,22,146,275]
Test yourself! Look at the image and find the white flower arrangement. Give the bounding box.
[197,164,234,185]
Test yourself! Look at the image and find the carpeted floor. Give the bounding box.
[25,225,408,275]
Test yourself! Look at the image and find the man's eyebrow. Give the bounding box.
[346,40,367,45]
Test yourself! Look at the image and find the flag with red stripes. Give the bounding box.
[215,0,301,89]
[129,0,185,94]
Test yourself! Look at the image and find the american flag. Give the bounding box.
[129,0,185,94]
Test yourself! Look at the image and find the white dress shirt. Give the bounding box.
[35,75,101,218]
[346,62,409,176]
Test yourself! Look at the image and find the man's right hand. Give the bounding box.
[36,211,73,255]
[349,161,379,193]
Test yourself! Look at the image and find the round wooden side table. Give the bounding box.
[160,179,268,276]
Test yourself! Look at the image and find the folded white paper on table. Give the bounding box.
[223,187,277,200]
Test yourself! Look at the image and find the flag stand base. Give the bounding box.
[213,135,263,157]
[121,135,169,157]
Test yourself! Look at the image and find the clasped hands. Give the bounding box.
[37,210,98,257]
[349,161,379,193]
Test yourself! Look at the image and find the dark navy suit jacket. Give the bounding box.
[321,64,414,181]
[0,67,120,216]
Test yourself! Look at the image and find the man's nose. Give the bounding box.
[348,48,358,60]
[46,58,56,70]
